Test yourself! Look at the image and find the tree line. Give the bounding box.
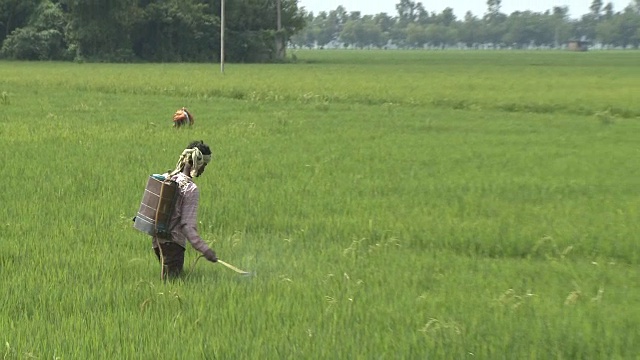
[1,0,639,63]
[291,0,640,49]
[0,0,305,62]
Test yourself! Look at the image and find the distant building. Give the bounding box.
[567,40,589,51]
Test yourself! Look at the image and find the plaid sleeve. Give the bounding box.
[179,186,211,254]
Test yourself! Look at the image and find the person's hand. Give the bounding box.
[203,249,218,263]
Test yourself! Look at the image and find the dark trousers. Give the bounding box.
[154,242,185,279]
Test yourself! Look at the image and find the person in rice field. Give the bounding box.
[173,107,194,128]
[153,140,218,279]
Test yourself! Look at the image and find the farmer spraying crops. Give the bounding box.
[151,140,218,278]
[134,139,250,278]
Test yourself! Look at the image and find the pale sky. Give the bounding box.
[297,0,635,19]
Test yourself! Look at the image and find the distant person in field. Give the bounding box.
[153,140,218,279]
[173,107,194,128]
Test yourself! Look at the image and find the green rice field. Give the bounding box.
[1,50,639,359]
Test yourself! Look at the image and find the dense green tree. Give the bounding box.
[285,0,639,49]
[485,0,503,19]
[314,12,333,47]
[597,5,640,47]
[339,16,384,48]
[396,0,423,25]
[550,6,572,46]
[131,0,216,62]
[405,22,427,47]
[576,13,599,40]
[60,0,141,61]
[603,2,615,19]
[218,0,304,61]
[1,0,305,62]
[503,11,555,47]
[425,23,457,47]
[289,11,315,48]
[458,11,483,47]
[0,0,38,44]
[306,6,348,48]
[483,0,507,45]
[590,0,604,17]
[374,12,394,33]
[0,0,68,60]
[434,7,456,27]
[2,0,639,61]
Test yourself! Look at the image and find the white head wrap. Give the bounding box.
[170,147,211,178]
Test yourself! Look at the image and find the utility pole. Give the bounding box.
[276,0,284,59]
[220,0,225,74]
[277,0,281,31]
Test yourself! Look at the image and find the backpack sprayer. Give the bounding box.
[133,174,251,276]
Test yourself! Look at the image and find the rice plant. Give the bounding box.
[0,50,639,359]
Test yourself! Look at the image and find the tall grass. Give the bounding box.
[1,50,639,358]
[1,50,640,117]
